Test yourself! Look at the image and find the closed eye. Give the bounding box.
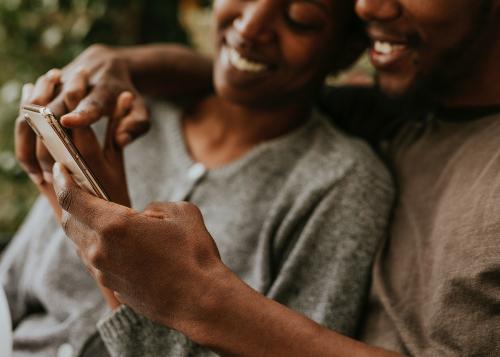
[285,1,328,32]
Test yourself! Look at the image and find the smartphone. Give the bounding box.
[21,104,109,201]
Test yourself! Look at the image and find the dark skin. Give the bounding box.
[20,0,500,356]
[15,44,213,185]
[358,0,500,105]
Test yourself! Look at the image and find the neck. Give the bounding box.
[182,96,312,168]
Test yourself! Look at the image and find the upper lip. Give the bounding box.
[224,31,277,66]
[367,25,412,46]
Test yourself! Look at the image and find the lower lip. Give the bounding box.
[220,47,273,83]
[369,45,412,69]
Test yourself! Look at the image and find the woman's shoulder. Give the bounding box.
[291,110,393,192]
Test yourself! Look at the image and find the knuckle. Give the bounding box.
[86,43,108,55]
[86,98,105,114]
[64,87,85,102]
[61,211,72,234]
[56,187,74,211]
[87,243,109,269]
[36,74,49,86]
[178,201,201,216]
[99,215,128,238]
[145,201,164,211]
[46,68,61,80]
[75,66,88,77]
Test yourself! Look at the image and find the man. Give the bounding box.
[8,0,500,355]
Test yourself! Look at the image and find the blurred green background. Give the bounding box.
[0,0,205,249]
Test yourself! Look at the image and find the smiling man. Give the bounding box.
[331,0,500,355]
[6,0,500,356]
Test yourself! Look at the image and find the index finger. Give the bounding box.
[60,84,116,128]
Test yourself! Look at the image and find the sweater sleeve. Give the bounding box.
[266,161,394,336]
[98,306,215,357]
[0,196,56,326]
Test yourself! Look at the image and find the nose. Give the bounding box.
[355,0,401,21]
[233,1,276,45]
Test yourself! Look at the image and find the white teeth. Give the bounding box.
[228,47,268,73]
[374,41,405,55]
[374,41,394,55]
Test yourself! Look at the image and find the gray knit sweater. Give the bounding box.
[97,103,394,356]
[1,103,393,357]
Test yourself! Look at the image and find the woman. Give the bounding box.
[18,0,393,355]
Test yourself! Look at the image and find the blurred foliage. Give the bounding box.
[0,0,191,248]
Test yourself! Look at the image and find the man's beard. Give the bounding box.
[379,0,494,119]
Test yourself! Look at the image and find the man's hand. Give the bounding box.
[52,162,225,332]
[15,44,150,186]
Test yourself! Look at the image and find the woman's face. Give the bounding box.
[213,0,355,108]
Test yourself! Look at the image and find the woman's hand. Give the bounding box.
[15,44,150,186]
[15,82,62,217]
[16,78,133,220]
[69,90,134,208]
[51,163,226,332]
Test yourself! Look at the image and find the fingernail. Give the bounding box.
[47,69,61,81]
[60,114,79,127]
[43,171,53,184]
[28,173,44,185]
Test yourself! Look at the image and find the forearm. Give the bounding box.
[116,44,213,101]
[182,266,403,357]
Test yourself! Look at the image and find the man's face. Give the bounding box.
[356,0,496,98]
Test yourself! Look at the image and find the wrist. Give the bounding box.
[113,46,142,76]
[171,262,241,347]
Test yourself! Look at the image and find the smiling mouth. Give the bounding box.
[227,47,269,73]
[370,40,411,67]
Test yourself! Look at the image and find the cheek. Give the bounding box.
[408,0,480,47]
[280,35,332,75]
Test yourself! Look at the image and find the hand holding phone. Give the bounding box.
[19,91,134,209]
[21,104,109,200]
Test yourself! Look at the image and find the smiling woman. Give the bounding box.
[213,0,364,108]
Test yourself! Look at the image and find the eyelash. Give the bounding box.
[284,13,320,32]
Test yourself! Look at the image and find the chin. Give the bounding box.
[377,72,417,98]
[215,83,280,109]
